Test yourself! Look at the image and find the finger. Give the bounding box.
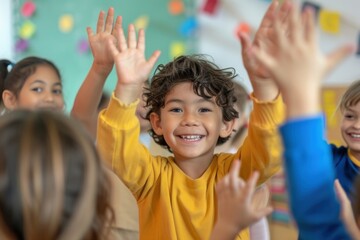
[112,16,123,38]
[258,0,278,29]
[216,175,230,195]
[288,4,301,43]
[238,32,252,59]
[96,10,105,34]
[117,20,128,51]
[228,160,242,191]
[325,44,355,74]
[147,50,161,69]
[278,0,292,24]
[137,29,145,52]
[104,7,115,33]
[334,179,350,204]
[244,171,260,198]
[254,206,273,219]
[303,7,315,44]
[86,27,94,39]
[128,24,137,49]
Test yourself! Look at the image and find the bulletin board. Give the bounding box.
[13,0,196,111]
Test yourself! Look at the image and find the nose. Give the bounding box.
[44,91,55,102]
[354,119,360,129]
[181,111,199,126]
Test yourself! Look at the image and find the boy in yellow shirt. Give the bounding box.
[97,1,290,239]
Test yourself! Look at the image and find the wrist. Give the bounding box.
[251,77,279,101]
[91,62,113,76]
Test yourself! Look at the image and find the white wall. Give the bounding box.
[1,0,13,60]
[197,0,360,91]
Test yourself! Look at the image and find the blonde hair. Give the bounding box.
[339,80,360,112]
[0,110,113,240]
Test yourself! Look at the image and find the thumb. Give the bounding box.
[325,44,355,75]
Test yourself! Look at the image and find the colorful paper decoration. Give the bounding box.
[21,1,36,18]
[202,0,219,15]
[319,9,341,34]
[180,17,197,37]
[19,20,36,39]
[235,22,251,37]
[15,38,29,53]
[77,38,89,54]
[59,14,74,33]
[134,15,149,30]
[169,0,184,15]
[170,42,185,58]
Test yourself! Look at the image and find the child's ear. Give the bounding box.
[219,119,235,138]
[150,112,163,135]
[2,90,17,110]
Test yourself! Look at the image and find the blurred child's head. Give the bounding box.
[0,57,64,112]
[339,80,360,159]
[144,54,238,152]
[0,110,113,240]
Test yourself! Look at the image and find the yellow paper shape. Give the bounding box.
[170,42,185,58]
[19,20,36,39]
[319,10,340,34]
[134,16,149,30]
[59,14,74,33]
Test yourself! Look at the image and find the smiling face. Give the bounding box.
[3,64,64,111]
[150,82,234,163]
[341,101,360,160]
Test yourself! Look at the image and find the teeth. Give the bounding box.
[351,134,360,138]
[181,135,201,141]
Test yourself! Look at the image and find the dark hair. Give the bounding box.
[0,57,61,106]
[0,110,113,240]
[144,54,239,152]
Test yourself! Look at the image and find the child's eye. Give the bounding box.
[31,87,42,93]
[199,108,211,113]
[169,108,182,113]
[344,114,354,119]
[53,89,63,95]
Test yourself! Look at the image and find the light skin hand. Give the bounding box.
[334,180,360,239]
[108,23,161,104]
[251,5,354,118]
[210,160,273,240]
[87,7,121,76]
[238,0,292,101]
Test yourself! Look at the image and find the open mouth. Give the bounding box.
[178,135,204,141]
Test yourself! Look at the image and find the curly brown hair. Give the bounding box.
[144,54,239,152]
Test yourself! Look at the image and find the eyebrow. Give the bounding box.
[165,98,216,106]
[29,80,62,87]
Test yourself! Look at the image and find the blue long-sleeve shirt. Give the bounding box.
[280,115,351,240]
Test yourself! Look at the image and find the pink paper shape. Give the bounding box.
[21,1,36,18]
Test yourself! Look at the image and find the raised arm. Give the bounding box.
[108,23,161,105]
[71,7,121,138]
[252,4,354,239]
[238,0,291,101]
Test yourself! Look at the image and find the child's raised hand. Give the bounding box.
[108,23,161,104]
[334,180,360,239]
[238,0,292,101]
[210,160,273,240]
[251,5,354,116]
[87,7,120,75]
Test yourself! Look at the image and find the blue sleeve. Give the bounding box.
[279,115,351,240]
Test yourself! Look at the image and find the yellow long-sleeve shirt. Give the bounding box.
[97,93,284,240]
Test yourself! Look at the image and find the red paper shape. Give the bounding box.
[202,0,219,15]
[21,1,36,18]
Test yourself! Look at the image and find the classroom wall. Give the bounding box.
[2,0,360,108]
